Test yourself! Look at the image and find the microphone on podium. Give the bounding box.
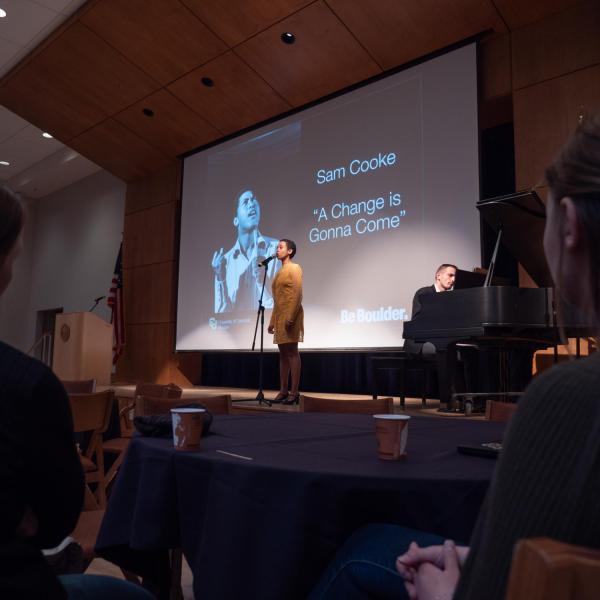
[89,295,106,313]
[258,254,277,267]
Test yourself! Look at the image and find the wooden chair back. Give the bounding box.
[135,394,232,416]
[134,382,182,399]
[189,394,232,415]
[70,390,113,434]
[69,390,114,509]
[117,383,183,437]
[486,400,518,422]
[506,538,600,600]
[300,395,394,415]
[62,379,96,394]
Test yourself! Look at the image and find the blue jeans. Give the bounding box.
[59,575,156,599]
[309,524,445,599]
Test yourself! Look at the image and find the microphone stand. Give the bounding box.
[89,297,104,313]
[251,262,272,406]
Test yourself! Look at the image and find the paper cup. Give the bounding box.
[171,408,206,451]
[373,414,411,460]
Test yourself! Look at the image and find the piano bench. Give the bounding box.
[369,355,436,409]
[451,392,523,419]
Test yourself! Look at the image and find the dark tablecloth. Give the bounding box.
[96,413,504,600]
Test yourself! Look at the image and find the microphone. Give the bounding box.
[258,254,276,267]
[89,295,106,313]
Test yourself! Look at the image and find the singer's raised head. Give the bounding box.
[233,188,260,232]
[279,239,297,259]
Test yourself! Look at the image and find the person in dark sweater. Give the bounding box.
[309,115,600,600]
[0,186,153,598]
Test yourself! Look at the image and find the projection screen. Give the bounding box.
[177,43,480,351]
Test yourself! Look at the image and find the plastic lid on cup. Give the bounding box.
[372,414,411,420]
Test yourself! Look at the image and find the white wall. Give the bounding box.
[0,170,126,351]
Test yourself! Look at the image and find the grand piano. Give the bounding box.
[403,190,588,407]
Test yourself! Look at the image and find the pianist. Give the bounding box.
[310,114,600,600]
[403,263,456,356]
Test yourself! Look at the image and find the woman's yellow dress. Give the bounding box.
[269,262,304,344]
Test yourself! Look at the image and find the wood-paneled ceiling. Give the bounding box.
[0,0,585,182]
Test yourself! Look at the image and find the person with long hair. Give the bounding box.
[0,185,153,599]
[310,115,600,600]
[268,239,303,405]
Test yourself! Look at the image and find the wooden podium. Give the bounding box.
[53,312,113,385]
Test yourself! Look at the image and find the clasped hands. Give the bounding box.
[396,540,468,600]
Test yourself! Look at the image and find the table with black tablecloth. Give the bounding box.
[96,413,504,600]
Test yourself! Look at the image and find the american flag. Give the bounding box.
[107,243,125,364]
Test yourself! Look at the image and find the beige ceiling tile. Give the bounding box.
[0,106,31,143]
[81,0,227,85]
[0,36,22,75]
[0,123,63,178]
[168,51,291,135]
[0,0,59,45]
[181,0,314,47]
[115,89,222,158]
[235,1,381,107]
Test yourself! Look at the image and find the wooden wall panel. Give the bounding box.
[326,0,506,71]
[479,34,512,100]
[168,52,291,135]
[115,90,221,158]
[182,0,313,47]
[235,1,381,107]
[126,164,181,215]
[81,0,227,86]
[116,323,174,383]
[123,261,174,325]
[514,63,600,189]
[479,95,513,130]
[70,119,174,182]
[170,352,203,386]
[116,163,201,385]
[513,77,570,190]
[512,1,600,90]
[123,201,177,269]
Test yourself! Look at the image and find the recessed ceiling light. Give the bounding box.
[42,132,53,139]
[281,32,295,44]
[0,161,10,166]
[201,77,214,88]
[142,108,154,117]
[0,9,7,18]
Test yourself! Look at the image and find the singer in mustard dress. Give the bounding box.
[268,239,303,404]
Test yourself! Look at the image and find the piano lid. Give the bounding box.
[477,190,553,288]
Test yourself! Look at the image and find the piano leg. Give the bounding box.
[435,348,452,409]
